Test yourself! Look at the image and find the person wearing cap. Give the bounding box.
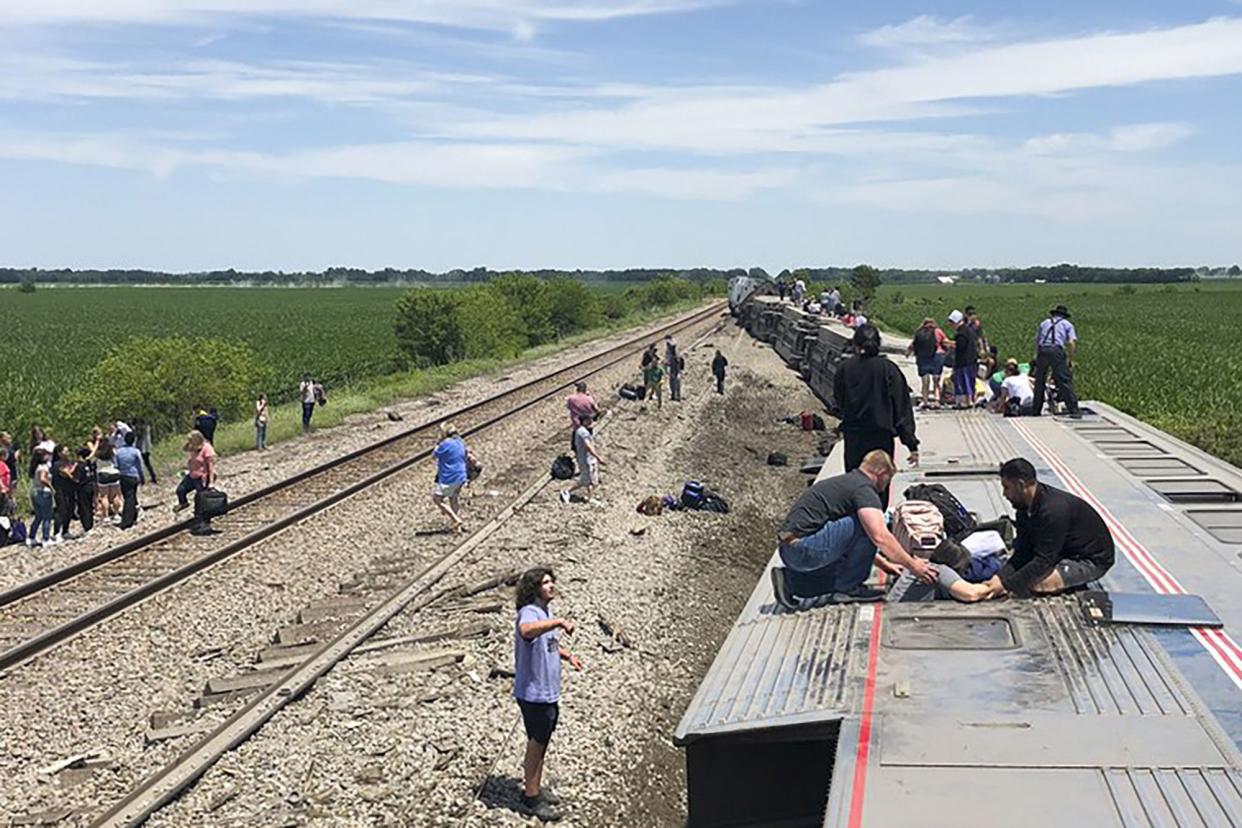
[947,309,978,408]
[1031,304,1080,418]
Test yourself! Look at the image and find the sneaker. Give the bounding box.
[559,490,571,504]
[25,537,36,548]
[770,567,799,611]
[830,584,886,604]
[519,796,561,822]
[1068,412,1083,420]
[536,788,562,806]
[173,502,189,513]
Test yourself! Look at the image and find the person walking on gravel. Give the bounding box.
[432,422,468,532]
[559,414,604,504]
[513,567,582,822]
[711,349,728,394]
[28,448,55,547]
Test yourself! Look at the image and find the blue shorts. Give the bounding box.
[916,353,944,377]
[518,699,559,745]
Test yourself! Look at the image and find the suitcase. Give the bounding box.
[194,487,229,519]
[892,500,945,557]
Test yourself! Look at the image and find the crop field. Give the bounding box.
[0,287,409,440]
[868,282,1242,467]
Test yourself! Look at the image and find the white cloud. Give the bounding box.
[858,15,993,50]
[0,0,735,32]
[446,17,1242,155]
[1023,122,1195,155]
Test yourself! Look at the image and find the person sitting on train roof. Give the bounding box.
[977,458,1115,599]
[989,360,1035,417]
[772,450,937,609]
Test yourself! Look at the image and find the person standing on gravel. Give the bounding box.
[664,335,683,402]
[560,413,604,504]
[565,382,599,449]
[174,430,216,532]
[711,349,728,394]
[513,567,582,822]
[432,422,468,532]
[254,394,270,450]
[115,431,146,529]
[642,357,664,410]
[299,374,318,434]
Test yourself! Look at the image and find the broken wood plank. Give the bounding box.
[455,570,518,598]
[275,619,347,646]
[144,719,216,745]
[204,666,290,695]
[352,649,464,676]
[297,599,370,624]
[352,621,490,656]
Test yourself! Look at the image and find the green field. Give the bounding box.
[1,287,407,439]
[867,282,1242,467]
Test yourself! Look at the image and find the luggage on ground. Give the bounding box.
[8,519,26,545]
[767,452,788,466]
[903,483,976,539]
[637,495,664,516]
[891,500,945,557]
[681,480,730,513]
[550,455,576,481]
[194,487,229,519]
[619,384,641,401]
[799,411,814,431]
[466,453,483,481]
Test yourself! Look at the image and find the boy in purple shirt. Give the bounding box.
[514,567,582,822]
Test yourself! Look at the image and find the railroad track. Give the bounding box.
[0,302,726,674]
[86,306,727,828]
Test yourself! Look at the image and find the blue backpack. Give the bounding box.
[964,552,1003,583]
[9,519,27,544]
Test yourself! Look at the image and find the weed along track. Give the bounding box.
[0,303,725,676]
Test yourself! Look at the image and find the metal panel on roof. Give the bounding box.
[674,604,864,743]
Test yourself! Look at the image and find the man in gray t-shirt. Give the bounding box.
[774,451,936,607]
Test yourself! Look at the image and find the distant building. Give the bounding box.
[936,275,957,285]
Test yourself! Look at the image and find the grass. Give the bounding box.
[867,281,1242,467]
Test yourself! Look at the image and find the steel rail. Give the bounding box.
[0,302,725,673]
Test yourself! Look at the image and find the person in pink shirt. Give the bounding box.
[174,430,217,533]
[565,382,600,449]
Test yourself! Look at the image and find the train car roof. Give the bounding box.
[676,322,1242,827]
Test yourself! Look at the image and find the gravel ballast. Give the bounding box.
[142,323,825,828]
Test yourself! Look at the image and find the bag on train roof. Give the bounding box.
[550,455,576,481]
[891,500,945,557]
[903,483,976,539]
[194,487,229,519]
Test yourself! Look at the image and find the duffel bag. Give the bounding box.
[194,487,229,519]
[551,455,576,481]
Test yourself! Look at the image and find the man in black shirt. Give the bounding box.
[981,458,1114,598]
[948,310,979,408]
[773,450,937,609]
[833,324,919,505]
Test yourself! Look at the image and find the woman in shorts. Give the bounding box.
[513,567,582,822]
[432,422,468,532]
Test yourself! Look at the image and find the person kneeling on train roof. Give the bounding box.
[772,450,937,609]
[834,324,919,505]
[977,458,1115,599]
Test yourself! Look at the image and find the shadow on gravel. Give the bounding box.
[476,773,526,815]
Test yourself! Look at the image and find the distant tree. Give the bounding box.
[748,267,770,281]
[57,336,263,439]
[1229,265,1241,277]
[394,289,465,367]
[454,286,526,360]
[546,277,601,336]
[849,264,882,302]
[488,272,554,347]
[18,274,35,293]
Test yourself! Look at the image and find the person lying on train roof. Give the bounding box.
[772,450,937,609]
[977,457,1115,600]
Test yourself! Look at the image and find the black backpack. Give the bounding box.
[912,326,938,359]
[903,483,976,539]
[550,455,576,481]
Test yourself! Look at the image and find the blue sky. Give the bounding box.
[2,1,1241,272]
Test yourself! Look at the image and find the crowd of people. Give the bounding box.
[903,302,1081,418]
[1,375,330,547]
[766,311,1107,612]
